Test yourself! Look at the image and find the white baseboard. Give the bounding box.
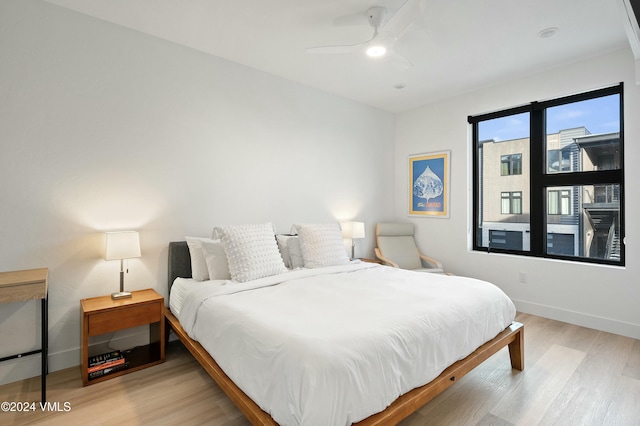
[0,346,80,386]
[513,299,640,340]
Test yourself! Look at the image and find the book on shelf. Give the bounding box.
[87,357,126,373]
[88,362,129,380]
[88,350,123,367]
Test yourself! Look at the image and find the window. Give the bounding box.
[501,191,522,214]
[470,84,624,266]
[548,189,570,215]
[501,154,522,175]
[548,149,571,173]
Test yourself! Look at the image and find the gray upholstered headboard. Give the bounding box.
[168,241,191,293]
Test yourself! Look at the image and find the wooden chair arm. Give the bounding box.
[374,248,399,268]
[419,253,444,270]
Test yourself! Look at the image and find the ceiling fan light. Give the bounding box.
[366,45,387,57]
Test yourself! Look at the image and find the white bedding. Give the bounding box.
[169,278,198,316]
[175,263,516,426]
[169,277,225,317]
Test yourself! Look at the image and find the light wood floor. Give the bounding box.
[2,312,639,425]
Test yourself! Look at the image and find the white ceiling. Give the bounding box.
[44,0,631,112]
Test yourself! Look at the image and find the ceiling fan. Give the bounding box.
[306,0,423,68]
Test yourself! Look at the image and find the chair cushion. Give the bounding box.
[377,235,422,269]
[376,223,415,237]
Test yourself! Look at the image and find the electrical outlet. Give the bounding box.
[519,271,528,283]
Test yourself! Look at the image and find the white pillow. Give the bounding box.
[215,223,287,282]
[276,235,293,268]
[185,236,212,281]
[276,235,305,269]
[293,223,350,268]
[200,239,231,280]
[288,237,305,269]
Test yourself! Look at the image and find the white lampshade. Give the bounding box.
[341,222,366,239]
[105,231,141,260]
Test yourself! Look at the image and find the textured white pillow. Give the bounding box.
[288,237,305,269]
[185,236,212,281]
[215,223,287,282]
[276,235,293,268]
[276,235,305,269]
[294,223,350,268]
[200,239,231,280]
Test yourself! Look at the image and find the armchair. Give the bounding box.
[374,223,444,273]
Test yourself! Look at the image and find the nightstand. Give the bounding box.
[80,288,164,386]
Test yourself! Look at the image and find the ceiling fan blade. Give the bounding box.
[381,0,422,38]
[386,50,413,69]
[416,0,428,30]
[306,43,362,54]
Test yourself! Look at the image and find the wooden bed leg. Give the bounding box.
[508,324,524,371]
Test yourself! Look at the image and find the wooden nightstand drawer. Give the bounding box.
[89,302,161,336]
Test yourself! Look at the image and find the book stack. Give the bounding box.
[88,350,129,379]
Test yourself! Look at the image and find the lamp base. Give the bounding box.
[111,291,132,300]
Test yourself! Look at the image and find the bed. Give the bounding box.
[165,227,524,426]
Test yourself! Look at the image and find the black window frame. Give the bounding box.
[469,83,625,266]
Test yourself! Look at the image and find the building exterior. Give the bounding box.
[479,127,621,260]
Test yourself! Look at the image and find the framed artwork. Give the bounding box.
[409,150,450,218]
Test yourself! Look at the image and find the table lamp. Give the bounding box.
[341,222,365,259]
[105,231,141,299]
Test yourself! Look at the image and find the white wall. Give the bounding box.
[0,0,395,384]
[395,48,640,339]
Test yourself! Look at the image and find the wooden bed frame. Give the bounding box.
[165,241,524,425]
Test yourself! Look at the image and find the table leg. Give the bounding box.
[41,296,48,403]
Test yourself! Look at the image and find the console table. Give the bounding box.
[0,268,48,402]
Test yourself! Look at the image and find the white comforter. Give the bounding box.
[178,263,516,426]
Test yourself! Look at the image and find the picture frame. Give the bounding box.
[408,150,450,218]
